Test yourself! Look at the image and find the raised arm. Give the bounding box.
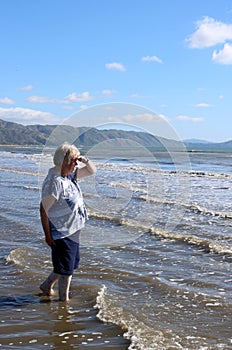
[76,156,96,179]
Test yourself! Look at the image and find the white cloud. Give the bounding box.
[79,105,89,110]
[27,95,56,103]
[0,97,15,105]
[100,112,169,125]
[123,113,168,123]
[141,55,163,64]
[102,89,116,96]
[18,85,34,91]
[212,43,232,64]
[131,93,142,98]
[105,62,126,71]
[0,107,59,124]
[187,16,232,48]
[63,92,93,103]
[176,115,203,122]
[26,91,93,104]
[193,103,212,107]
[104,116,121,123]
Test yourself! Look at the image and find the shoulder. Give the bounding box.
[43,170,59,186]
[42,169,63,195]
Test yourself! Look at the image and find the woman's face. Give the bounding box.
[62,156,79,175]
[68,157,79,173]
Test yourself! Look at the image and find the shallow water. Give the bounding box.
[0,146,232,349]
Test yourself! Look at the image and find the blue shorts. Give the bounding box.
[51,237,80,276]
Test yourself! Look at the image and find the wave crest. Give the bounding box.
[95,285,184,350]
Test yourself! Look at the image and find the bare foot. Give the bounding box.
[40,284,56,296]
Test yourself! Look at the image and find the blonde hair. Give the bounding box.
[53,143,80,166]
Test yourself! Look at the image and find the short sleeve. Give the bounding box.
[42,174,61,201]
[49,179,60,200]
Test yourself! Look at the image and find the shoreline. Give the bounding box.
[0,143,232,154]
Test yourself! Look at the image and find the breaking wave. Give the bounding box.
[89,210,232,256]
[95,285,185,350]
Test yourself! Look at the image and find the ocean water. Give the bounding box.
[0,145,232,350]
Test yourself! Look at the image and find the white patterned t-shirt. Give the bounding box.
[41,168,88,241]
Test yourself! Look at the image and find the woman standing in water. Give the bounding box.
[40,142,96,301]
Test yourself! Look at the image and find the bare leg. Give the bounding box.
[40,272,59,296]
[58,275,72,301]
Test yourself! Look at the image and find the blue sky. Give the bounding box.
[0,0,232,142]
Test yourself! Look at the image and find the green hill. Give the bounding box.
[0,119,231,151]
[0,119,179,151]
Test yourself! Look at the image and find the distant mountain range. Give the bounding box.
[0,119,232,151]
[183,139,212,144]
[183,138,232,150]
